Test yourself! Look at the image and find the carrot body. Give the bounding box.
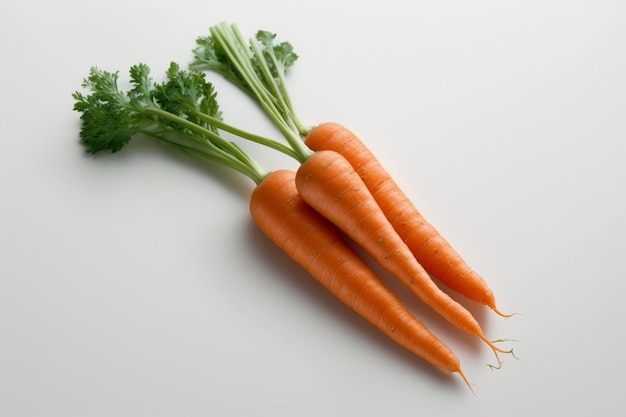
[250,169,468,379]
[304,122,507,315]
[294,151,505,361]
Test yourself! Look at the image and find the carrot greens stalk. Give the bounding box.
[190,23,512,366]
[73,62,473,389]
[192,23,311,162]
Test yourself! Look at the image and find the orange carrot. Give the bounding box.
[304,123,510,317]
[294,150,509,364]
[192,24,509,316]
[76,62,475,387]
[251,169,471,386]
[192,23,512,363]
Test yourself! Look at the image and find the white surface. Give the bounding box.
[2,0,625,415]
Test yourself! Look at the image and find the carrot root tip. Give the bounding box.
[508,348,519,360]
[458,369,476,397]
[491,338,520,359]
[487,362,503,371]
[491,306,522,318]
[478,335,505,366]
[484,338,518,369]
[491,337,520,344]
[493,345,514,354]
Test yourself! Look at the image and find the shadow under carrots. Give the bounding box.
[241,219,474,393]
[341,230,518,376]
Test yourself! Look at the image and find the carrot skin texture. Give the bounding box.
[304,122,500,311]
[250,169,464,374]
[294,151,501,358]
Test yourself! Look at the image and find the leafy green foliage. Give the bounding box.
[72,62,271,183]
[128,63,157,106]
[192,34,252,96]
[73,63,225,155]
[192,26,299,99]
[255,30,298,77]
[154,62,222,135]
[72,66,156,154]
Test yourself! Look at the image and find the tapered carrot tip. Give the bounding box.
[491,305,520,318]
[478,333,515,368]
[457,369,476,396]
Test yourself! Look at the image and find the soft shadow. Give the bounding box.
[79,134,255,201]
[241,220,467,390]
[344,241,506,364]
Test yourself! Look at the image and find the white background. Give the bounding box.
[2,0,625,415]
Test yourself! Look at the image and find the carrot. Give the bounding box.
[192,24,512,362]
[192,23,510,317]
[74,63,474,388]
[304,123,511,317]
[251,169,471,387]
[294,150,509,364]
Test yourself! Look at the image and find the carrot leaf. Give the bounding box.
[72,66,155,154]
[255,30,298,78]
[73,62,273,184]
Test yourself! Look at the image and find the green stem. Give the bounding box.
[209,23,313,163]
[251,33,309,136]
[146,130,268,184]
[186,107,299,160]
[143,107,268,183]
[245,33,293,125]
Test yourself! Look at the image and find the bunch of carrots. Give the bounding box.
[73,22,515,392]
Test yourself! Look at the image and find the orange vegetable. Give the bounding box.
[305,122,511,317]
[294,150,509,364]
[192,23,510,317]
[192,23,513,366]
[251,169,471,387]
[75,64,474,386]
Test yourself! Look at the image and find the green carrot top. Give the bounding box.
[191,22,313,163]
[73,61,296,185]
